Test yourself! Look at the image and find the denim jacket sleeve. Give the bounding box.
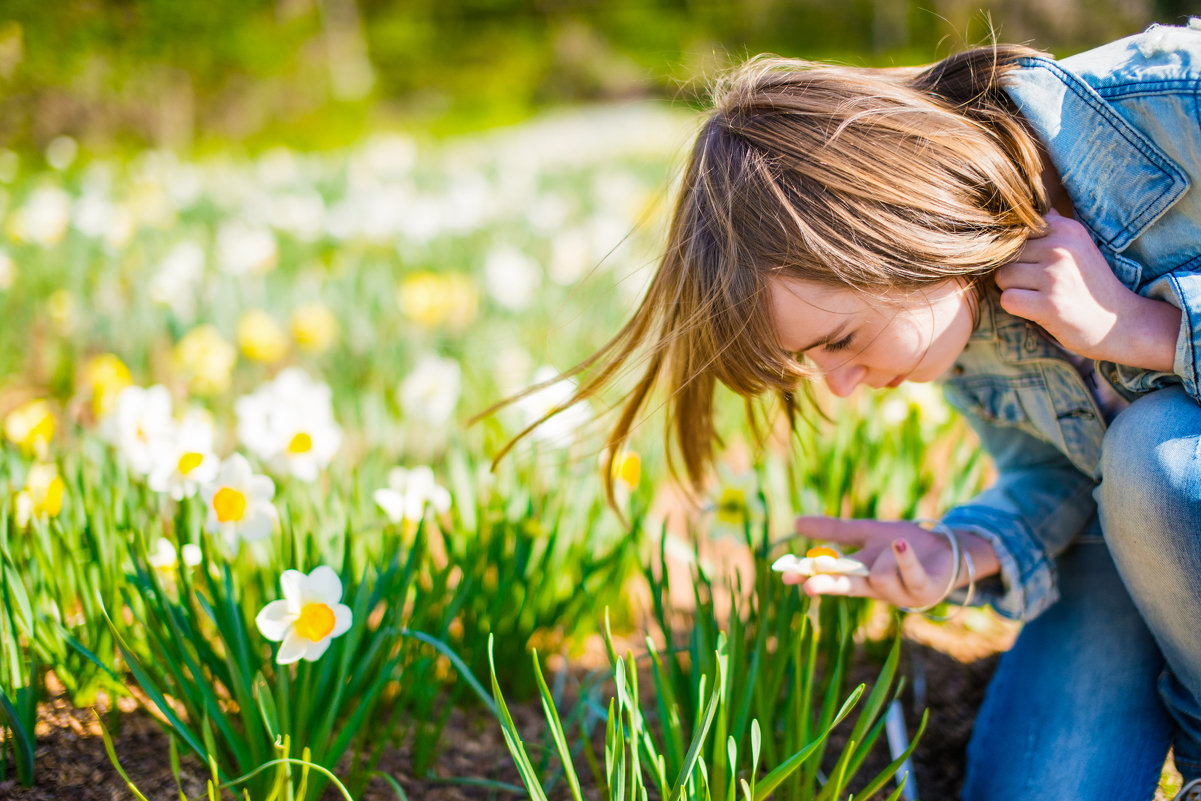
[939,383,1098,622]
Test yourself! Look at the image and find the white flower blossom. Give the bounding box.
[103,385,175,477]
[399,355,461,427]
[256,566,353,664]
[373,466,451,528]
[147,409,220,500]
[200,454,278,546]
[772,547,870,578]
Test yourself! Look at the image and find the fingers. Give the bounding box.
[993,261,1046,291]
[997,287,1045,322]
[791,537,944,608]
[793,515,901,547]
[892,538,937,602]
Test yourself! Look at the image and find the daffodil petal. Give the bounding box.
[330,604,353,638]
[238,512,274,542]
[301,636,332,662]
[306,566,343,605]
[771,553,870,577]
[373,488,405,523]
[771,554,806,575]
[811,555,870,576]
[255,600,295,641]
[280,570,306,606]
[276,630,307,664]
[250,474,275,499]
[223,454,253,484]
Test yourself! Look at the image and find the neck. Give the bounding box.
[1038,151,1076,218]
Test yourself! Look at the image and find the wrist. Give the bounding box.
[951,529,999,588]
[1120,295,1181,373]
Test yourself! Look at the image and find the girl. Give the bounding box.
[501,18,1201,801]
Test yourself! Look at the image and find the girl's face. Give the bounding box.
[768,276,975,397]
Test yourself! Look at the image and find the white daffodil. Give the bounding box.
[148,538,178,570]
[201,454,278,546]
[216,221,277,276]
[373,466,451,529]
[102,385,175,477]
[10,185,71,247]
[147,409,220,500]
[267,410,342,483]
[514,366,592,448]
[772,547,870,578]
[483,244,539,311]
[399,354,461,427]
[879,382,952,427]
[255,566,353,664]
[182,543,202,567]
[149,241,205,320]
[235,368,342,482]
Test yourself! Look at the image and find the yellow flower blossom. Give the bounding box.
[79,353,132,420]
[4,399,55,457]
[173,325,237,396]
[398,272,478,331]
[14,463,65,527]
[237,309,288,363]
[290,303,339,353]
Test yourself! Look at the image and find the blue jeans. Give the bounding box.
[964,385,1201,800]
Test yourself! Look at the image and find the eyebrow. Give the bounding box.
[792,321,850,354]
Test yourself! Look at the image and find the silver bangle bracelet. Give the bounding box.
[898,519,960,615]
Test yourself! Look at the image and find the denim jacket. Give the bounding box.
[939,19,1201,621]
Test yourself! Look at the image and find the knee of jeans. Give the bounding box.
[1098,388,1201,541]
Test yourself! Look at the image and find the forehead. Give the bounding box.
[767,277,875,351]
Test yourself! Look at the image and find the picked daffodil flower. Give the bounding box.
[772,546,870,577]
[256,566,353,664]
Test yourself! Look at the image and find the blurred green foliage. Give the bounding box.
[0,0,1194,152]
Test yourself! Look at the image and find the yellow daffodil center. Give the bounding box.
[178,452,204,475]
[288,432,313,454]
[213,487,247,523]
[806,547,840,559]
[295,602,335,642]
[615,452,641,489]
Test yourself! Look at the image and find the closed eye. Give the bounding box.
[822,333,855,353]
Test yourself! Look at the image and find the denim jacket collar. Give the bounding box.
[1003,56,1190,253]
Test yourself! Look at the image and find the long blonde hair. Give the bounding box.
[485,44,1052,506]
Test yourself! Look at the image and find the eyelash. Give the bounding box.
[823,334,855,353]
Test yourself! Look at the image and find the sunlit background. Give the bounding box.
[0,3,1194,800]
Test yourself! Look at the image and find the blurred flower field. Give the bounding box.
[0,102,993,800]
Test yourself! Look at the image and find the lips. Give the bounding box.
[886,375,904,388]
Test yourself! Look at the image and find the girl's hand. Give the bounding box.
[994,210,1180,371]
[781,516,962,608]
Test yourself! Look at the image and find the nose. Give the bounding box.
[823,362,867,397]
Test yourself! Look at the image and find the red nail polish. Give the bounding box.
[895,539,907,553]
